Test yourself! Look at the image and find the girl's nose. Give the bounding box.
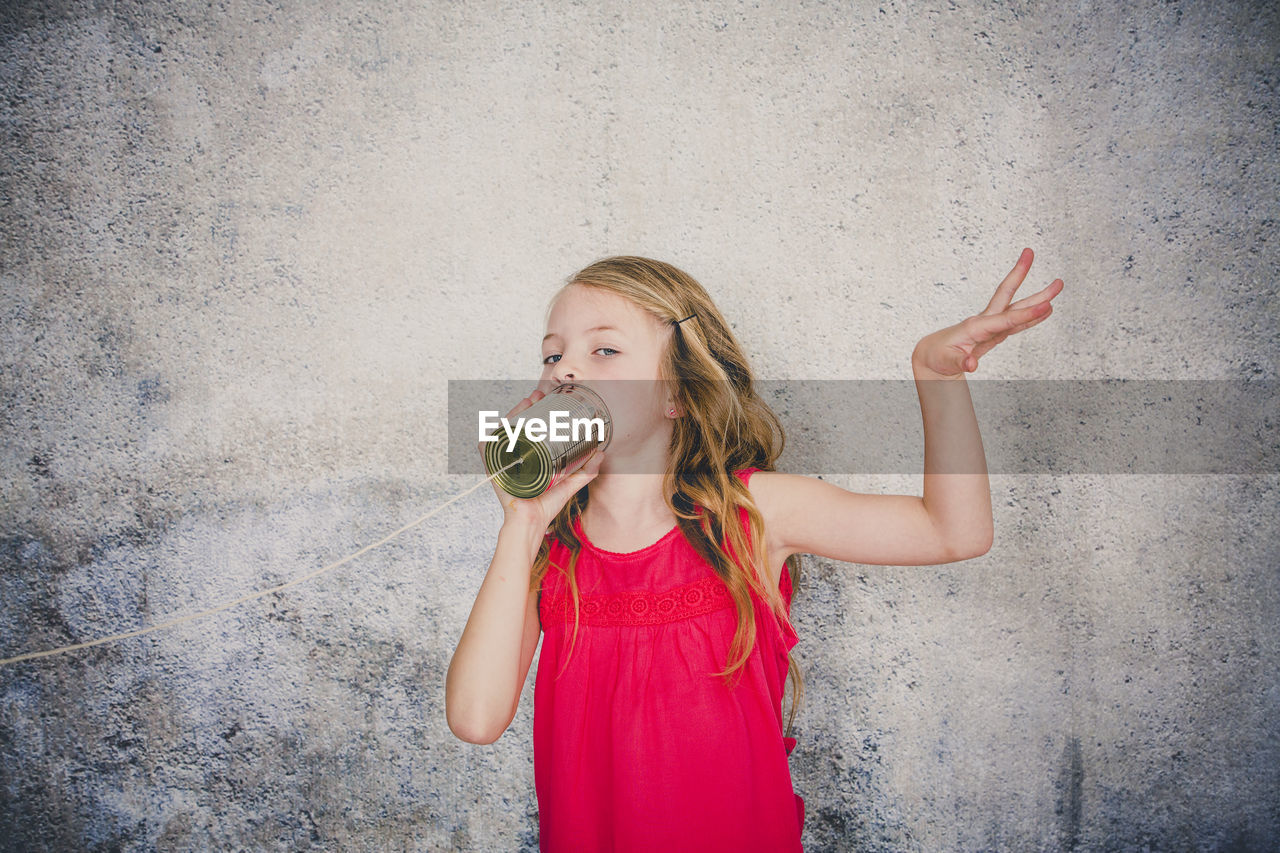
[552,360,580,385]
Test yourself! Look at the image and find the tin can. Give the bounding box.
[483,382,613,499]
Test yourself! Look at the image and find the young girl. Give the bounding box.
[446,253,1061,851]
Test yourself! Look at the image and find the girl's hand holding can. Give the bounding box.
[478,388,606,534]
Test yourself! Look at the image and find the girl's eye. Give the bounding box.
[541,348,618,365]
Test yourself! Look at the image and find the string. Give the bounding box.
[0,452,533,667]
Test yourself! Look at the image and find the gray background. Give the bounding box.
[2,1,1277,850]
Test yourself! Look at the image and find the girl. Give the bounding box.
[446,253,1062,852]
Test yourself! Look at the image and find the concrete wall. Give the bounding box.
[2,1,1276,850]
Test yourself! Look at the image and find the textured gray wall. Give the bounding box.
[2,1,1277,851]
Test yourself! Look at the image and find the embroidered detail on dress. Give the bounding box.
[541,574,735,627]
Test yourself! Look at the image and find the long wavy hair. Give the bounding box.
[528,255,805,739]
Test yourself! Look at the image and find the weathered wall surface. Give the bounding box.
[2,1,1276,850]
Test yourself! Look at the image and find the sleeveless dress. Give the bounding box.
[533,468,804,852]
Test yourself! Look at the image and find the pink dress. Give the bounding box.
[534,468,804,852]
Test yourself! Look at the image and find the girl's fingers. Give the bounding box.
[578,448,605,478]
[974,300,1051,338]
[1014,304,1053,333]
[1018,300,1053,322]
[981,248,1034,315]
[953,305,1050,364]
[971,330,1013,360]
[1007,278,1065,312]
[940,257,1059,372]
[978,304,1053,349]
[970,303,1053,360]
[540,450,603,508]
[506,388,544,419]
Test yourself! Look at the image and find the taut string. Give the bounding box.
[0,452,531,667]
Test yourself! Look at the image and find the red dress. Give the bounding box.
[534,468,804,852]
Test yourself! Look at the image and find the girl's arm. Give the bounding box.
[751,360,997,569]
[909,352,995,560]
[750,249,1062,571]
[446,390,604,744]
[445,520,545,744]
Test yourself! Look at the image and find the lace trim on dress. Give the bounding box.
[540,574,734,627]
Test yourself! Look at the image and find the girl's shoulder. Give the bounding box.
[730,466,790,563]
[728,467,813,566]
[728,467,805,599]
[731,465,771,505]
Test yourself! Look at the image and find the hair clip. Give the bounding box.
[673,313,697,325]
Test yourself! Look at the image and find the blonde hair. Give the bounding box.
[529,255,804,739]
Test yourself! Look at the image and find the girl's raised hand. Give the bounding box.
[911,248,1063,377]
[478,388,605,533]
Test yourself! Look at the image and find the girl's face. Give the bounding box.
[538,284,675,462]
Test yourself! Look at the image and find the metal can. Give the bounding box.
[483,382,613,499]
